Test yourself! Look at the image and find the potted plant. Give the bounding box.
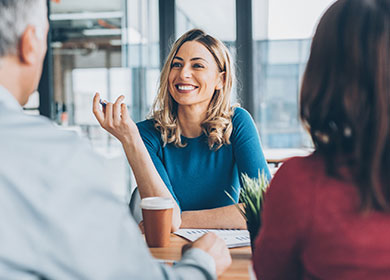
[226,171,269,251]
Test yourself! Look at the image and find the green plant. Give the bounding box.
[226,170,269,250]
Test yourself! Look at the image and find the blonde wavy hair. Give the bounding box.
[151,29,236,150]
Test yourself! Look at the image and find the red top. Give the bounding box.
[253,153,390,280]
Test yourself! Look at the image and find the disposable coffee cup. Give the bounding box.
[141,197,174,247]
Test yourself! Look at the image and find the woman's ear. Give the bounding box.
[216,71,226,90]
[19,25,39,65]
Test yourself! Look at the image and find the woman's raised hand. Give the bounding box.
[92,92,138,144]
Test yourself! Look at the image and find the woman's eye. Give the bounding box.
[193,63,204,69]
[171,62,182,68]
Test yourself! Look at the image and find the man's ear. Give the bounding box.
[19,25,39,65]
[216,71,226,90]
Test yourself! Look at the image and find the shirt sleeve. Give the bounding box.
[137,120,181,209]
[36,142,214,279]
[231,107,271,184]
[252,157,313,280]
[166,248,216,279]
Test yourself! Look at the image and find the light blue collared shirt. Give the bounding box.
[0,85,216,280]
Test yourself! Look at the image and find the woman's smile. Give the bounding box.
[175,83,199,93]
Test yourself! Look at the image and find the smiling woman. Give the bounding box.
[93,29,270,230]
[153,30,235,150]
[168,41,223,113]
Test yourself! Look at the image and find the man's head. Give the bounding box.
[0,0,49,105]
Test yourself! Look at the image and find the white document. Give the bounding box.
[174,228,250,248]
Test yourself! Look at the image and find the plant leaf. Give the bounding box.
[225,170,270,238]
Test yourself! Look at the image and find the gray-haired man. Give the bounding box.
[0,0,231,279]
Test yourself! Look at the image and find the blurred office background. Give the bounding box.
[26,0,336,201]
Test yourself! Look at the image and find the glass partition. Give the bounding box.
[50,0,160,199]
[252,0,337,148]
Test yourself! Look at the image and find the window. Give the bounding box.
[252,0,337,148]
[50,0,160,198]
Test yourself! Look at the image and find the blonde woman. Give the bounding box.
[93,29,270,231]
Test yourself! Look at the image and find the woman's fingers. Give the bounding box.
[113,95,125,125]
[92,92,105,126]
[121,102,130,121]
[104,101,114,128]
[92,94,130,138]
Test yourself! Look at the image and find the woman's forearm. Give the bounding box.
[92,94,181,230]
[123,134,166,197]
[180,204,246,229]
[122,133,182,231]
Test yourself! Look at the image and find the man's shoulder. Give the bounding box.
[0,108,99,163]
[1,109,80,143]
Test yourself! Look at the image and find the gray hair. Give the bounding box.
[0,0,47,58]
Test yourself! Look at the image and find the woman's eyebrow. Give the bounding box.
[191,57,208,63]
[173,56,183,61]
[172,56,208,64]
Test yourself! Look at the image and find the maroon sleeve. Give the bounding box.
[252,156,316,280]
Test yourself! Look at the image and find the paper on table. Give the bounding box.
[174,228,250,248]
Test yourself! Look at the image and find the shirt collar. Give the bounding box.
[0,85,23,112]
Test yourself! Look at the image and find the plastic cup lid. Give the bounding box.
[140,197,174,210]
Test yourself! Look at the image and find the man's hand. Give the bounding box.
[186,232,232,276]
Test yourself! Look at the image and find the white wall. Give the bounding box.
[267,0,337,40]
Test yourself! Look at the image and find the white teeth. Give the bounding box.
[178,85,196,91]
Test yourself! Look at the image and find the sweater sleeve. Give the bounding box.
[252,157,314,280]
[231,107,271,183]
[136,120,181,208]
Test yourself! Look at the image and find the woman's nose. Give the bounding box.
[179,66,192,79]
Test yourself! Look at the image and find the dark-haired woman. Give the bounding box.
[253,0,390,279]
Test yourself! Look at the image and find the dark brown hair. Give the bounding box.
[300,0,390,210]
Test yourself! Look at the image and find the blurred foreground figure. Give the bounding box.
[253,0,390,279]
[0,0,230,279]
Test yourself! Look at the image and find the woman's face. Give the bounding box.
[168,41,223,109]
